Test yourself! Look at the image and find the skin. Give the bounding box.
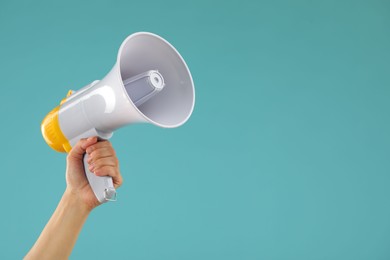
[25,137,123,259]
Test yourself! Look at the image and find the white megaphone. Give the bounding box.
[41,32,195,203]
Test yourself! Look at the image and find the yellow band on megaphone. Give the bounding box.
[41,106,72,153]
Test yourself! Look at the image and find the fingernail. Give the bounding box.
[89,164,94,171]
[87,137,94,142]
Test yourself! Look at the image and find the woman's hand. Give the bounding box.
[65,137,123,211]
[25,137,123,259]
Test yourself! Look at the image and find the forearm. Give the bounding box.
[25,189,91,260]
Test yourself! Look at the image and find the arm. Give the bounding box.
[25,137,122,259]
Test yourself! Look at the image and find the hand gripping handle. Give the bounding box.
[68,127,116,203]
[83,154,116,203]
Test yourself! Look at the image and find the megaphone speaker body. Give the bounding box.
[41,32,195,203]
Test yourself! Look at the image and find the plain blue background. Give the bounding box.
[1,0,389,259]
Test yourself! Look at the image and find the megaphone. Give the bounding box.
[41,32,195,203]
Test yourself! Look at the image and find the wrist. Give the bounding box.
[63,188,94,214]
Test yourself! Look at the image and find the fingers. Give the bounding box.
[86,140,123,188]
[93,166,123,188]
[86,147,116,164]
[67,137,98,162]
[85,141,115,155]
[88,157,118,172]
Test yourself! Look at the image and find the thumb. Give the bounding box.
[68,137,98,162]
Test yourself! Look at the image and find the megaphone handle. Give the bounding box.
[83,154,117,203]
[68,129,115,203]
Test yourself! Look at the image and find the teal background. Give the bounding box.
[1,0,389,259]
